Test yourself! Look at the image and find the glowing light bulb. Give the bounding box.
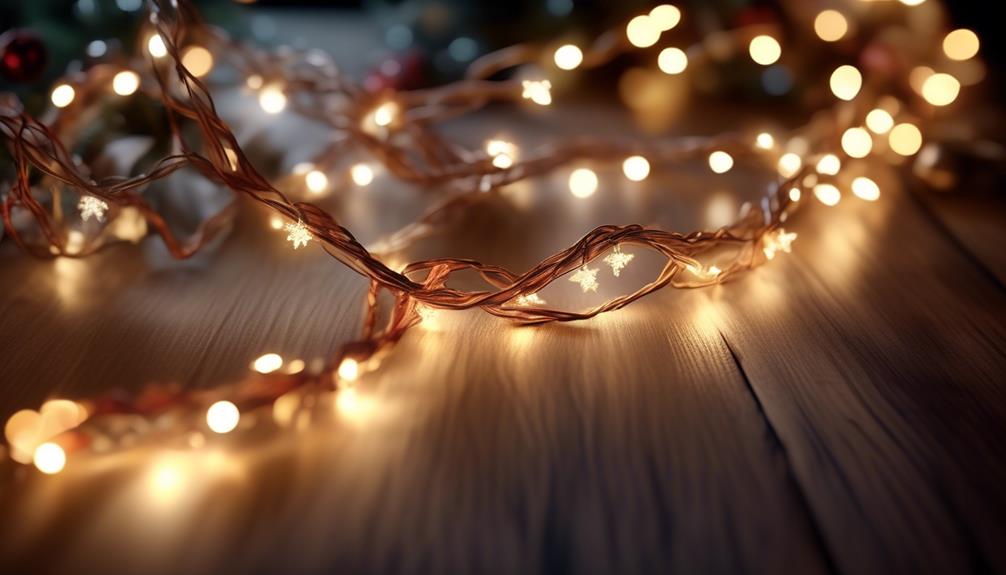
[921,73,960,107]
[486,139,518,169]
[778,153,802,178]
[206,400,239,434]
[622,155,650,181]
[899,0,925,5]
[305,169,329,194]
[246,74,263,90]
[51,84,75,108]
[521,79,552,105]
[554,44,583,70]
[755,132,774,149]
[78,195,109,222]
[830,65,862,101]
[813,183,841,206]
[569,265,600,292]
[284,220,312,249]
[373,102,398,127]
[749,35,781,66]
[889,123,922,156]
[253,353,283,374]
[33,442,66,474]
[851,177,880,201]
[841,127,873,158]
[649,4,681,31]
[182,46,214,77]
[569,168,598,198]
[147,34,167,58]
[657,47,688,75]
[814,10,848,42]
[626,15,660,48]
[815,154,841,175]
[788,188,801,202]
[269,216,283,230]
[943,29,979,61]
[338,358,360,382]
[351,163,374,186]
[708,151,733,174]
[865,108,894,134]
[258,85,287,114]
[112,71,140,96]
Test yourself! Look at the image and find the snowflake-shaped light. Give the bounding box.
[603,246,634,277]
[284,220,312,249]
[763,228,797,260]
[514,293,546,307]
[78,196,109,222]
[569,265,599,293]
[521,80,552,106]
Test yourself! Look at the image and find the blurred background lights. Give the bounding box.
[252,353,283,374]
[889,123,923,156]
[33,442,65,474]
[206,401,240,434]
[569,168,598,197]
[921,73,960,106]
[756,132,774,149]
[813,183,841,206]
[749,35,781,65]
[51,84,75,108]
[147,34,167,58]
[852,177,881,201]
[814,10,849,42]
[649,4,681,31]
[841,127,873,158]
[258,85,287,114]
[182,46,214,77]
[351,163,374,186]
[626,15,660,48]
[373,102,398,126]
[816,154,841,175]
[708,151,734,173]
[622,155,650,181]
[553,44,583,70]
[866,108,894,134]
[657,48,688,74]
[338,358,360,382]
[778,153,802,177]
[112,70,140,95]
[305,170,329,194]
[830,65,862,100]
[943,29,979,60]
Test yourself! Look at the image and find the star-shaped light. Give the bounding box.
[514,293,546,306]
[763,228,797,260]
[78,196,109,222]
[284,220,312,249]
[521,80,552,106]
[603,246,634,277]
[569,265,599,293]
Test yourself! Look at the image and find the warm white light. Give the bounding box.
[889,123,923,156]
[626,15,660,48]
[749,35,781,66]
[851,177,880,201]
[755,132,774,149]
[373,102,398,127]
[253,353,283,374]
[112,71,140,96]
[258,85,287,114]
[657,47,688,75]
[150,463,182,496]
[486,139,518,169]
[943,29,979,61]
[569,168,598,198]
[865,108,894,134]
[554,44,583,70]
[206,400,240,434]
[921,73,960,107]
[569,265,600,292]
[285,220,312,249]
[788,188,801,202]
[269,216,283,230]
[899,0,926,5]
[182,46,214,77]
[521,79,552,105]
[815,154,841,175]
[246,74,263,90]
[778,153,802,178]
[622,155,650,181]
[147,34,167,58]
[830,65,862,101]
[51,84,75,108]
[305,170,329,194]
[708,151,734,174]
[649,4,681,31]
[909,66,934,94]
[338,358,360,382]
[351,163,374,186]
[841,127,873,158]
[78,195,109,222]
[814,10,849,42]
[813,184,841,206]
[33,442,66,474]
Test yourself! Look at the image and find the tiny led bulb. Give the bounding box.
[841,127,873,158]
[112,71,140,96]
[649,5,681,31]
[148,34,167,58]
[253,353,283,373]
[181,46,214,77]
[338,358,360,382]
[943,29,979,61]
[568,168,598,197]
[33,442,66,475]
[815,154,841,175]
[305,170,329,193]
[813,183,841,206]
[755,132,774,149]
[865,109,894,134]
[889,123,923,156]
[622,155,650,181]
[51,84,75,108]
[206,400,240,434]
[778,153,802,178]
[351,163,374,186]
[626,15,660,48]
[814,10,849,43]
[554,44,583,70]
[259,85,287,114]
[851,177,880,201]
[749,35,781,66]
[830,65,862,101]
[657,48,688,75]
[373,102,398,127]
[708,151,733,174]
[921,73,960,107]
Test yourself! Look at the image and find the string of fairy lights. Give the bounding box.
[1,0,988,475]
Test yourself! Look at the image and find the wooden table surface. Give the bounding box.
[2,11,1006,575]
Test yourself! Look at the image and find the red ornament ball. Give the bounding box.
[0,30,48,83]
